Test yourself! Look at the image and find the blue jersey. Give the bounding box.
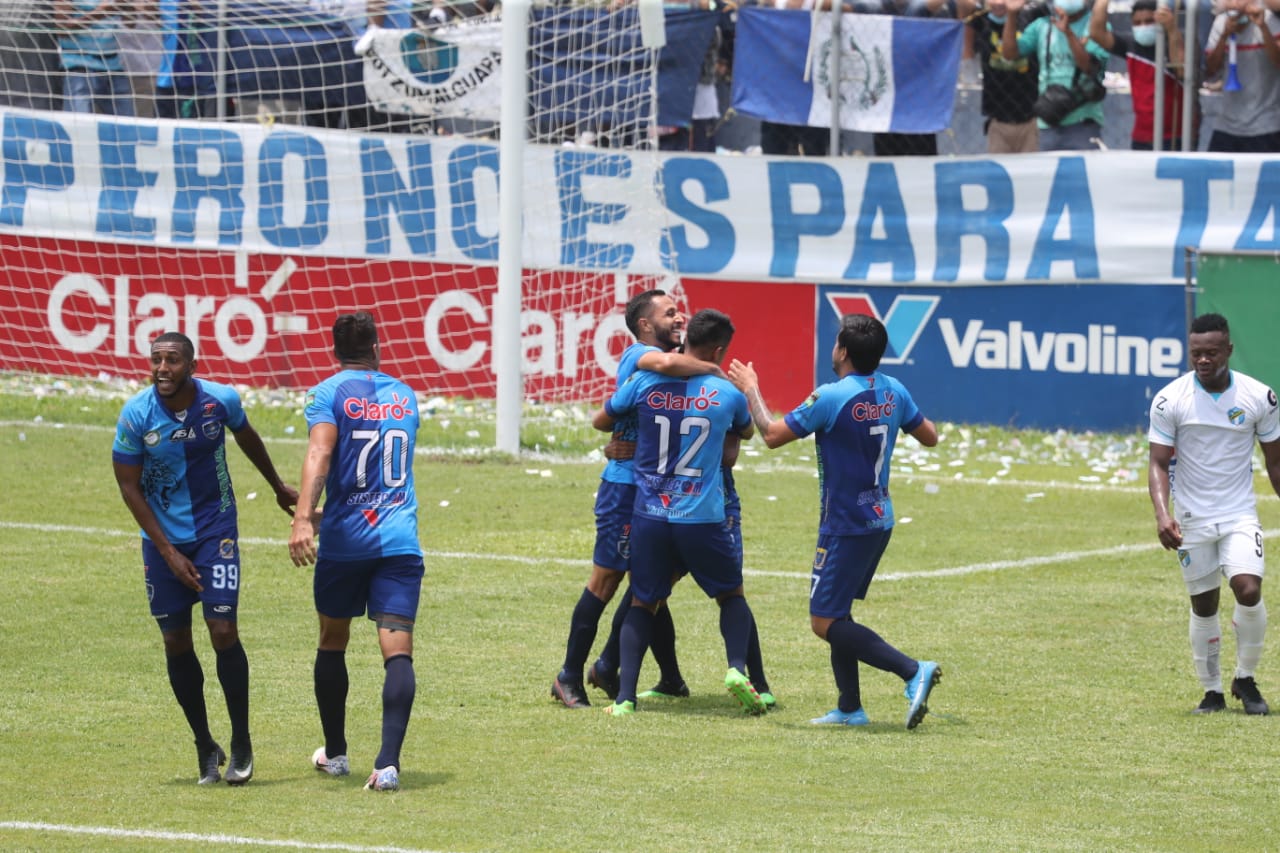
[305,369,422,560]
[112,379,248,544]
[784,371,924,536]
[605,371,751,524]
[600,342,661,486]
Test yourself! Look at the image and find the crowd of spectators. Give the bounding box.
[2,0,1279,154]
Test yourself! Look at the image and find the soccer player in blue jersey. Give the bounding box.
[112,332,298,785]
[729,313,943,729]
[593,308,767,716]
[552,290,724,709]
[288,312,423,793]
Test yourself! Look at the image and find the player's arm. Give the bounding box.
[112,459,203,592]
[908,417,940,447]
[592,406,617,432]
[636,350,725,379]
[232,423,298,516]
[726,358,798,449]
[1261,437,1280,500]
[288,422,337,567]
[1147,441,1181,550]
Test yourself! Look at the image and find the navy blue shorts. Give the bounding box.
[592,480,635,572]
[630,515,742,605]
[143,535,241,631]
[314,554,424,622]
[809,530,892,619]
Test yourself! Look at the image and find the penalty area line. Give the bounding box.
[0,821,450,853]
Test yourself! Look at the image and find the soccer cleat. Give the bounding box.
[1192,690,1227,714]
[604,700,636,717]
[809,708,869,726]
[587,661,620,700]
[904,661,942,730]
[638,679,691,699]
[364,766,399,792]
[196,742,226,785]
[759,691,777,710]
[725,667,767,715]
[551,675,591,709]
[224,746,254,786]
[1231,677,1270,715]
[312,747,350,777]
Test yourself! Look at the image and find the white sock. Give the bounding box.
[1190,610,1222,693]
[1233,600,1267,679]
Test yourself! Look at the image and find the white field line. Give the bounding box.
[4,520,1240,583]
[0,820,448,853]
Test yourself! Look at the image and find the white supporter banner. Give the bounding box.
[355,23,503,119]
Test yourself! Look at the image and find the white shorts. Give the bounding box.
[1177,518,1265,596]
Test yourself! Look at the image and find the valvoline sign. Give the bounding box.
[817,284,1187,431]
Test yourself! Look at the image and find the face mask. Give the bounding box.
[1132,23,1158,45]
[1056,0,1085,14]
[989,12,1006,23]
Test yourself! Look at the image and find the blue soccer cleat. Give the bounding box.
[809,708,869,726]
[904,661,941,730]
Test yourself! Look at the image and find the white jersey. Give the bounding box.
[1148,370,1280,527]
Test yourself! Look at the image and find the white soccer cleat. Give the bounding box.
[312,747,350,777]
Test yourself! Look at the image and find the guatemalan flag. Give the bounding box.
[731,8,962,134]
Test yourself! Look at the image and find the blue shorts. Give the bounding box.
[314,554,424,622]
[592,480,635,572]
[809,530,892,619]
[142,535,241,631]
[630,515,742,605]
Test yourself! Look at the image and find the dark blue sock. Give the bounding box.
[560,588,607,683]
[375,654,415,771]
[717,595,753,675]
[826,633,862,713]
[597,586,633,673]
[618,605,655,705]
[649,603,683,685]
[314,649,349,759]
[167,648,213,747]
[214,640,251,751]
[841,619,915,679]
[746,613,768,694]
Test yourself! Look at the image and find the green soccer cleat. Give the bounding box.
[604,700,636,717]
[638,679,690,700]
[725,668,767,715]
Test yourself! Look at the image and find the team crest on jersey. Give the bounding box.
[1177,549,1190,568]
[143,430,161,447]
[202,421,222,439]
[1227,407,1246,426]
[219,538,236,559]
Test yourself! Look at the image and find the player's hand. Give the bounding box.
[162,547,203,592]
[726,358,758,393]
[289,518,318,567]
[1155,517,1182,550]
[275,484,300,516]
[603,437,636,461]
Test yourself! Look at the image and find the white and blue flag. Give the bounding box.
[731,8,962,135]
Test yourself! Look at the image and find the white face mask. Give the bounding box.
[1056,0,1085,14]
[1132,23,1158,45]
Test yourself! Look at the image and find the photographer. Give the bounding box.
[1001,0,1112,150]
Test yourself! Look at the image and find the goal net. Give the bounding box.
[0,0,692,424]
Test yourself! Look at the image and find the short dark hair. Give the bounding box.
[1132,0,1157,12]
[624,289,666,336]
[1190,313,1229,336]
[685,308,734,352]
[838,313,889,373]
[151,331,195,360]
[333,312,378,362]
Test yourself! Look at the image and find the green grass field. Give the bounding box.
[3,377,1279,852]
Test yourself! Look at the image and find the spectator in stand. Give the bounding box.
[758,0,853,156]
[660,6,731,152]
[1204,0,1280,152]
[54,0,137,115]
[1001,0,1111,150]
[857,0,957,156]
[960,0,1047,153]
[154,0,220,119]
[1090,0,1192,150]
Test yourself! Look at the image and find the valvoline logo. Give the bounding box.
[645,387,721,412]
[826,292,939,365]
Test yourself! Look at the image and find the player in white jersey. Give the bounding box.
[1148,313,1280,715]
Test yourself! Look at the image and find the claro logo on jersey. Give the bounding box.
[828,292,1183,377]
[645,387,721,411]
[850,391,896,421]
[343,392,415,420]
